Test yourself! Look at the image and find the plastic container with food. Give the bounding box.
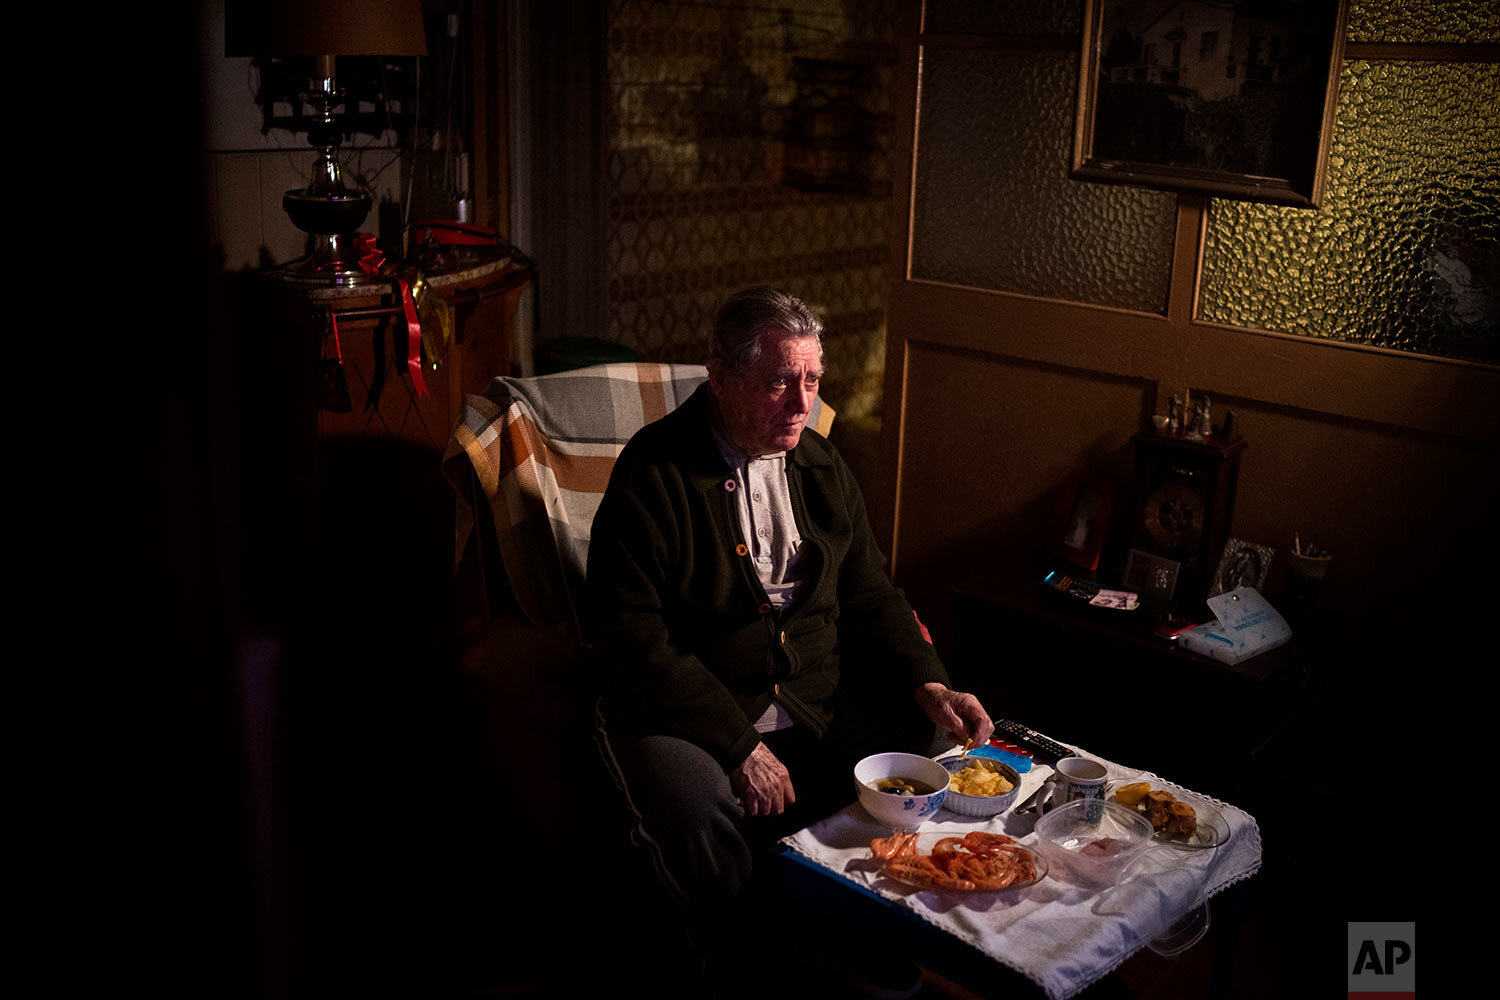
[1031,799,1154,888]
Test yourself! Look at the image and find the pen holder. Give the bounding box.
[1287,550,1332,582]
[1285,550,1332,611]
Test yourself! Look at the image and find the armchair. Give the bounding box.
[442,362,836,822]
[444,362,836,644]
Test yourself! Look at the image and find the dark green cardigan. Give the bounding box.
[586,384,949,770]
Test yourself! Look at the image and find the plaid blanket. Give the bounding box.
[442,361,836,646]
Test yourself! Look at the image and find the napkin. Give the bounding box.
[781,751,1263,1000]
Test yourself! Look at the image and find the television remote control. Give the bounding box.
[991,720,1072,765]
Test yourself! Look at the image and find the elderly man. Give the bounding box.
[588,287,992,982]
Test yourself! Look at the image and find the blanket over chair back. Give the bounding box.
[442,361,835,647]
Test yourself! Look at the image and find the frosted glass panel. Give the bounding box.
[924,0,1081,35]
[1347,0,1500,44]
[1199,60,1499,365]
[911,47,1177,313]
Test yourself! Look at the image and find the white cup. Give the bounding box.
[1040,756,1109,822]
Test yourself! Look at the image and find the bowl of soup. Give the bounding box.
[853,752,950,830]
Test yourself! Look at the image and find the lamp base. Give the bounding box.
[277,186,381,286]
[283,189,372,236]
[277,232,383,287]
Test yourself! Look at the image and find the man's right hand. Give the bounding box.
[729,742,796,817]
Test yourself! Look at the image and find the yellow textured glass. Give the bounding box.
[1347,0,1500,44]
[911,47,1177,313]
[1199,60,1499,365]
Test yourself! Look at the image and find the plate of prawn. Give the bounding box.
[869,829,1047,892]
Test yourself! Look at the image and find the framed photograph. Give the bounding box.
[1208,538,1275,597]
[1123,548,1181,601]
[1072,0,1349,207]
[1054,480,1116,573]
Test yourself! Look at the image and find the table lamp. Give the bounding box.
[226,1,428,285]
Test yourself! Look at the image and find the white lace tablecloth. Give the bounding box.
[781,748,1263,1000]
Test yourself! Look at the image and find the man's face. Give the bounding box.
[710,331,823,456]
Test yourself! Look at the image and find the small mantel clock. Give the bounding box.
[1128,430,1247,603]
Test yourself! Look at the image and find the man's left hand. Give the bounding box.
[915,682,994,749]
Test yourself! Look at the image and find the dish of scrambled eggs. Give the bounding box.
[948,760,1015,797]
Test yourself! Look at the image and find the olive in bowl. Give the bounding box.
[853,752,949,830]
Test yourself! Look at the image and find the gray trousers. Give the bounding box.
[594,688,940,921]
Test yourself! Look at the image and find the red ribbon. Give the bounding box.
[327,308,343,362]
[413,218,497,247]
[355,234,429,398]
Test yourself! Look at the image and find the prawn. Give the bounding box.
[873,830,1040,891]
[960,831,1016,856]
[969,868,1018,890]
[887,859,974,891]
[886,855,947,881]
[931,837,966,857]
[869,831,916,861]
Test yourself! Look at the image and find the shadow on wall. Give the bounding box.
[893,438,1136,660]
[827,413,884,530]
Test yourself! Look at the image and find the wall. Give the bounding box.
[879,0,1499,670]
[201,1,417,270]
[878,5,1492,950]
[600,0,899,423]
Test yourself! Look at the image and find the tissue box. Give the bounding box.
[1178,587,1292,664]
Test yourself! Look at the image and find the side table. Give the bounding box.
[950,557,1319,797]
[282,258,532,449]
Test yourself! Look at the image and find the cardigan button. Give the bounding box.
[757,603,772,615]
[780,630,788,646]
[724,478,736,492]
[736,543,749,557]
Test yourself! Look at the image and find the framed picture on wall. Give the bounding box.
[1054,480,1116,573]
[1072,0,1349,207]
[1208,538,1275,597]
[1123,548,1181,600]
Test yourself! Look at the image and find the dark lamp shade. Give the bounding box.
[226,0,428,57]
